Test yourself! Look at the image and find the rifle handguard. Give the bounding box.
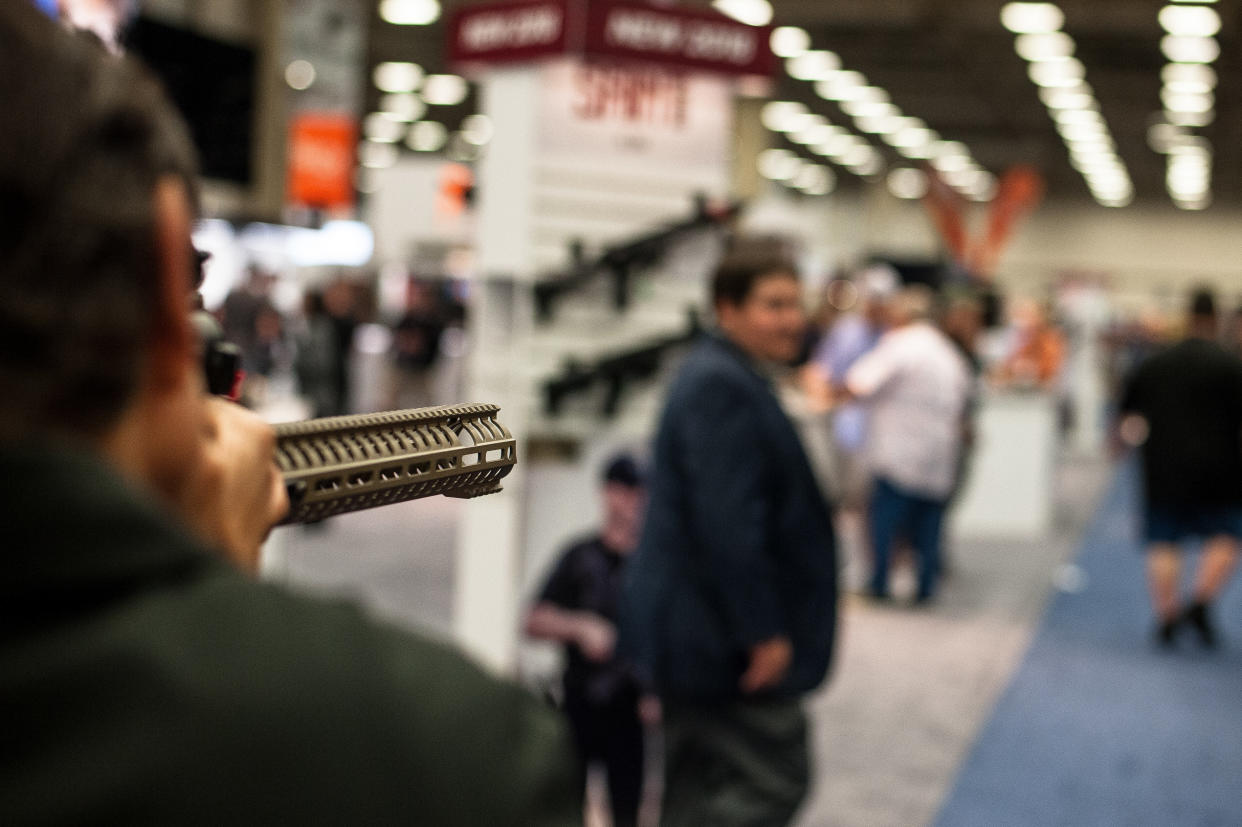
[273,404,516,525]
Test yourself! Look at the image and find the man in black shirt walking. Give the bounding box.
[526,455,654,827]
[1120,288,1242,648]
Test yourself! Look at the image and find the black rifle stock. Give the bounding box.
[274,404,516,525]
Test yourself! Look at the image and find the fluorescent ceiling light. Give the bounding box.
[363,112,406,143]
[1147,122,1187,153]
[1159,5,1221,37]
[795,123,840,147]
[1040,86,1095,109]
[379,93,426,122]
[1161,89,1214,113]
[421,74,469,106]
[841,144,878,167]
[1167,136,1212,156]
[1000,2,1065,34]
[1029,58,1085,87]
[285,60,316,91]
[1162,64,1216,86]
[787,50,842,81]
[1053,108,1103,125]
[813,70,867,100]
[757,148,801,180]
[1058,121,1108,142]
[816,133,861,157]
[1161,35,1220,63]
[1165,108,1214,127]
[932,154,971,173]
[855,114,902,134]
[406,120,448,152]
[771,26,811,58]
[712,0,773,27]
[838,84,889,104]
[760,101,807,131]
[932,140,968,159]
[852,154,885,177]
[840,99,898,118]
[379,0,440,25]
[898,143,937,160]
[373,62,423,93]
[888,127,936,149]
[1014,32,1074,61]
[794,164,835,195]
[785,112,824,135]
[787,115,828,144]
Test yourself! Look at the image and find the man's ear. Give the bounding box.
[147,176,196,387]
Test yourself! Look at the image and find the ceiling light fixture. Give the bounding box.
[1001,2,1065,34]
[373,62,423,93]
[379,93,426,122]
[1014,31,1074,61]
[1158,5,1221,37]
[421,74,470,106]
[711,0,773,27]
[406,120,448,152]
[771,26,810,58]
[1161,35,1220,63]
[787,50,842,81]
[379,0,440,26]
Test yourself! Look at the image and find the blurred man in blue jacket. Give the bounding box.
[621,240,838,826]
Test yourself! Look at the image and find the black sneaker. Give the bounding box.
[1184,602,1218,649]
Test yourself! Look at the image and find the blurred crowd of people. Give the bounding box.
[213,266,464,418]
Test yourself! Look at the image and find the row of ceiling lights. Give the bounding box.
[1001,3,1133,208]
[360,63,483,171]
[358,0,480,180]
[1152,1,1219,210]
[755,25,994,202]
[360,0,1223,209]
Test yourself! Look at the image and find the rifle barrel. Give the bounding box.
[273,404,516,525]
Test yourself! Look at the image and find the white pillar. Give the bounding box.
[452,68,542,673]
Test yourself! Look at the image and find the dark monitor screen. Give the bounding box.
[125,16,256,185]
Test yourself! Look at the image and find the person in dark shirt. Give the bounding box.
[525,454,654,827]
[1119,288,1242,648]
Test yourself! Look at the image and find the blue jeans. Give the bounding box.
[868,476,948,600]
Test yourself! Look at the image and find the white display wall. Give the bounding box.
[459,58,736,672]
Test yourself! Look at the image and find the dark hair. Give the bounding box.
[0,3,198,440]
[602,453,645,488]
[711,237,799,308]
[1189,287,1216,318]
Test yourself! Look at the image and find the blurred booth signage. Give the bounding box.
[287,112,357,210]
[450,0,568,65]
[449,0,773,77]
[538,58,729,171]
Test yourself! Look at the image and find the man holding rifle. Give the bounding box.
[0,5,576,824]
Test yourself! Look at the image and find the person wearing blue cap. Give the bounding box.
[526,453,655,827]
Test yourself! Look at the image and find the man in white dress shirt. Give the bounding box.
[846,286,974,603]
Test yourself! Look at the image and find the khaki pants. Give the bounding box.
[661,697,809,827]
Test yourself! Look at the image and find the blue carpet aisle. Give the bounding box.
[934,459,1242,827]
